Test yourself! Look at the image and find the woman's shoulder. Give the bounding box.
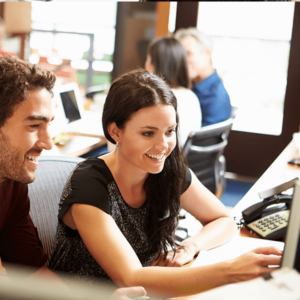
[71,157,114,187]
[58,158,113,218]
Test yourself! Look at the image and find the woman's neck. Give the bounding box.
[100,151,148,208]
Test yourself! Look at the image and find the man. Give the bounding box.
[175,28,232,127]
[0,55,145,299]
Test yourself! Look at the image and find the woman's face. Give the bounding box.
[117,104,177,175]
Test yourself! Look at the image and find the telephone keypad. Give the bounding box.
[246,210,290,238]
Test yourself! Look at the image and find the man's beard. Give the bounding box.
[0,131,37,184]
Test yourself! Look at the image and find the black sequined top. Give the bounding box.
[48,157,191,285]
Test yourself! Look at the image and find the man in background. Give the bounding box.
[0,54,146,300]
[175,28,232,127]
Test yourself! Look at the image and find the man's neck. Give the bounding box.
[193,66,215,85]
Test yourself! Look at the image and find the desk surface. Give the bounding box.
[50,109,106,157]
[55,134,106,157]
[174,140,300,299]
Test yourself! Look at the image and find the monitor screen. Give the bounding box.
[281,180,300,272]
[60,90,81,123]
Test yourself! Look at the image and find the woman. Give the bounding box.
[49,69,281,298]
[145,37,201,146]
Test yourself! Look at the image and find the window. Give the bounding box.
[197,3,295,135]
[30,2,117,89]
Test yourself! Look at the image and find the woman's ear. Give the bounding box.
[107,122,120,143]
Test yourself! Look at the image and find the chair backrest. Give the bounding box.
[28,156,84,257]
[183,118,233,194]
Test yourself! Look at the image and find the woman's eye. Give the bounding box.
[167,129,175,135]
[142,132,153,137]
[30,124,39,129]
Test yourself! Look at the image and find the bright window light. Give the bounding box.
[71,60,89,70]
[168,2,177,33]
[29,53,40,64]
[92,61,114,73]
[47,55,63,66]
[197,2,295,136]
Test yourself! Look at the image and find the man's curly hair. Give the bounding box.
[0,54,56,128]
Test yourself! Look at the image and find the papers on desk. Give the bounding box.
[191,233,284,268]
[191,268,300,300]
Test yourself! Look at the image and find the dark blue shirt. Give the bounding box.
[193,70,231,127]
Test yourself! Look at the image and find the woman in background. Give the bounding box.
[145,37,201,147]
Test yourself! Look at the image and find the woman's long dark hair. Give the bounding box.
[102,69,187,256]
[147,37,191,89]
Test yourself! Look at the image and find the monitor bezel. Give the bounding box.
[53,82,85,123]
[281,180,300,270]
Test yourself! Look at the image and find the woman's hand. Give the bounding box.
[111,287,147,300]
[227,246,282,283]
[150,247,196,267]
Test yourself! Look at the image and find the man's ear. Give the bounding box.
[107,122,121,142]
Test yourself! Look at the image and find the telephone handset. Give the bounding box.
[242,178,299,240]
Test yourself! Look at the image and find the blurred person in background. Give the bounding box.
[145,37,201,146]
[175,28,231,127]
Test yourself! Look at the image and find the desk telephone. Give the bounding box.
[242,178,299,240]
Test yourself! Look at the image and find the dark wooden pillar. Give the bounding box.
[175,2,199,31]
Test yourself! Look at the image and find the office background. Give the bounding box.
[1,1,300,182]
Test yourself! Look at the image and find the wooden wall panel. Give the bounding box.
[4,2,31,34]
[155,2,170,38]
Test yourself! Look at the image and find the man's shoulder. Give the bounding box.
[196,71,229,99]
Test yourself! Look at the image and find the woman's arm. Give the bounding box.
[70,203,281,298]
[181,170,237,251]
[152,169,237,267]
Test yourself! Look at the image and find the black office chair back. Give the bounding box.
[183,119,233,194]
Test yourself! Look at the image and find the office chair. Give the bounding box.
[176,111,237,242]
[183,118,234,196]
[28,156,84,257]
[85,84,108,99]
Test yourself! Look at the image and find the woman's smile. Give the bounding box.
[145,152,166,163]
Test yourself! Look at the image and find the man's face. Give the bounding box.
[179,36,211,81]
[0,88,54,184]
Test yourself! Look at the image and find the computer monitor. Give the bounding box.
[53,82,85,123]
[281,180,300,272]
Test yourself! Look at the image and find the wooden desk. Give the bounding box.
[55,134,107,157]
[232,140,300,222]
